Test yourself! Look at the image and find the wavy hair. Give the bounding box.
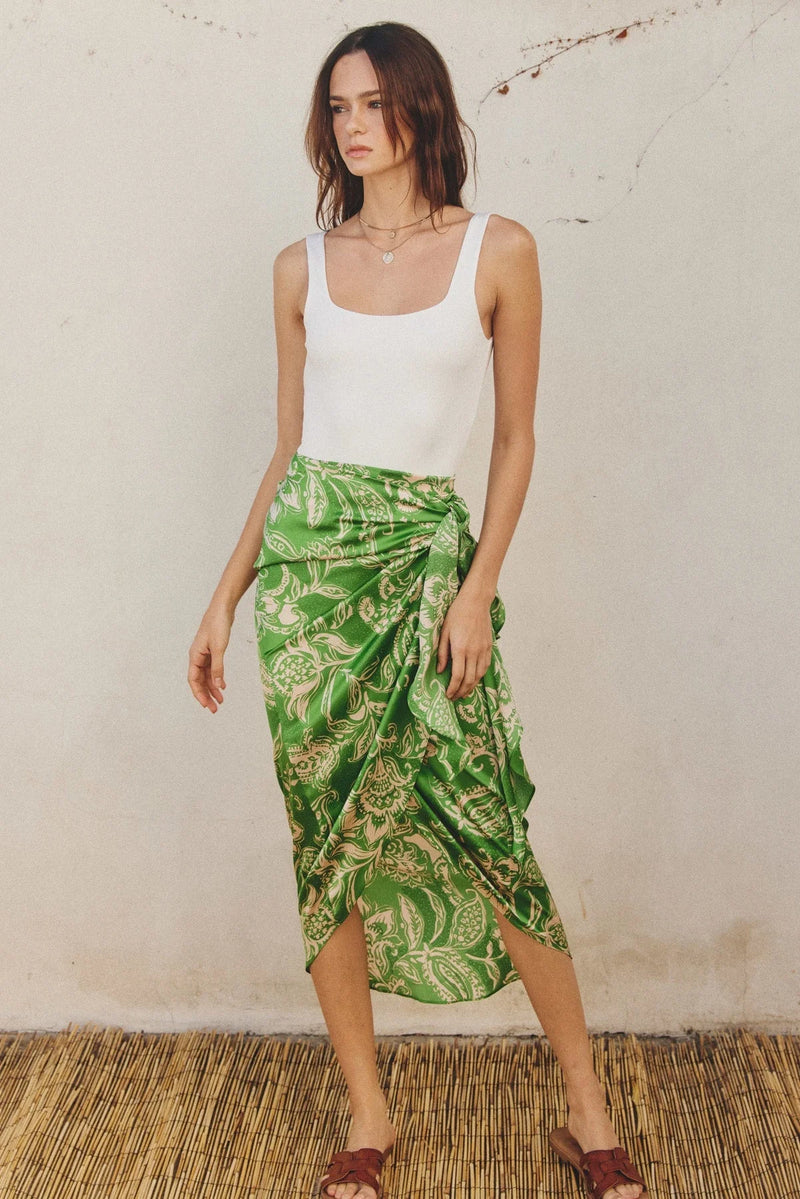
[304,21,477,230]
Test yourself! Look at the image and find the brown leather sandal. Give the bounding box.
[549,1126,649,1198]
[316,1144,393,1198]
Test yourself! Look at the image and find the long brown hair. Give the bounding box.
[304,21,477,230]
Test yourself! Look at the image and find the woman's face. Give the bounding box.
[328,50,415,175]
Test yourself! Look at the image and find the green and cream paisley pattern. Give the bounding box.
[253,451,571,1004]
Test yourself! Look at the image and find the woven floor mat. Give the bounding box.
[0,1024,798,1196]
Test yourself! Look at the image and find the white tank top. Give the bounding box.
[296,210,494,477]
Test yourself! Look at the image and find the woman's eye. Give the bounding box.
[329,101,382,113]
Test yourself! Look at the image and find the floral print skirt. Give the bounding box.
[252,450,571,1004]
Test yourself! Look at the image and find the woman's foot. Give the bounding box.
[322,1109,396,1199]
[565,1077,644,1199]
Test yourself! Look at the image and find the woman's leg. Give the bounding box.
[495,908,644,1199]
[309,902,396,1199]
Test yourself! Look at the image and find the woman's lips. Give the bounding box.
[347,148,371,156]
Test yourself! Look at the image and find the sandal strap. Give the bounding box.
[320,1147,385,1191]
[578,1145,647,1197]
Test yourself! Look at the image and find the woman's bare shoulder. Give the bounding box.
[272,236,312,318]
[482,214,539,308]
[483,212,538,257]
[273,235,309,278]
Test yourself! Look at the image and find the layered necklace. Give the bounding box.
[357,208,444,264]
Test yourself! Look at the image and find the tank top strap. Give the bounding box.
[448,211,492,302]
[305,231,327,307]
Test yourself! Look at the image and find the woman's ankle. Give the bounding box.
[565,1071,605,1113]
[349,1089,390,1121]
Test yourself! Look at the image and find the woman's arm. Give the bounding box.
[438,216,542,700]
[187,238,308,711]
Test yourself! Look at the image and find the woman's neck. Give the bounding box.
[358,175,434,230]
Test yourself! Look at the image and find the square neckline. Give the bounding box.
[319,211,480,323]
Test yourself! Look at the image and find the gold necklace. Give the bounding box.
[357,210,451,264]
[357,209,434,240]
[359,223,428,264]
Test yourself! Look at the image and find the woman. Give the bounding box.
[188,21,649,1199]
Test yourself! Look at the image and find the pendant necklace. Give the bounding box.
[357,208,440,264]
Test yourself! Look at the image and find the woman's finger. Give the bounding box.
[453,655,478,699]
[188,643,221,711]
[210,647,226,694]
[445,647,466,699]
[435,625,450,673]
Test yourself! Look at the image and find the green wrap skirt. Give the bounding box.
[253,450,571,1004]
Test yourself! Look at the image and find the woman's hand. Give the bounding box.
[188,602,234,713]
[436,585,495,700]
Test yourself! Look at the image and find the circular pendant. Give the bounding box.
[388,230,397,238]
[382,250,394,264]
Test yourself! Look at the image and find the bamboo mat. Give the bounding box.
[0,1024,798,1198]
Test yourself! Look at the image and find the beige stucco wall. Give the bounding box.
[2,0,798,1035]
